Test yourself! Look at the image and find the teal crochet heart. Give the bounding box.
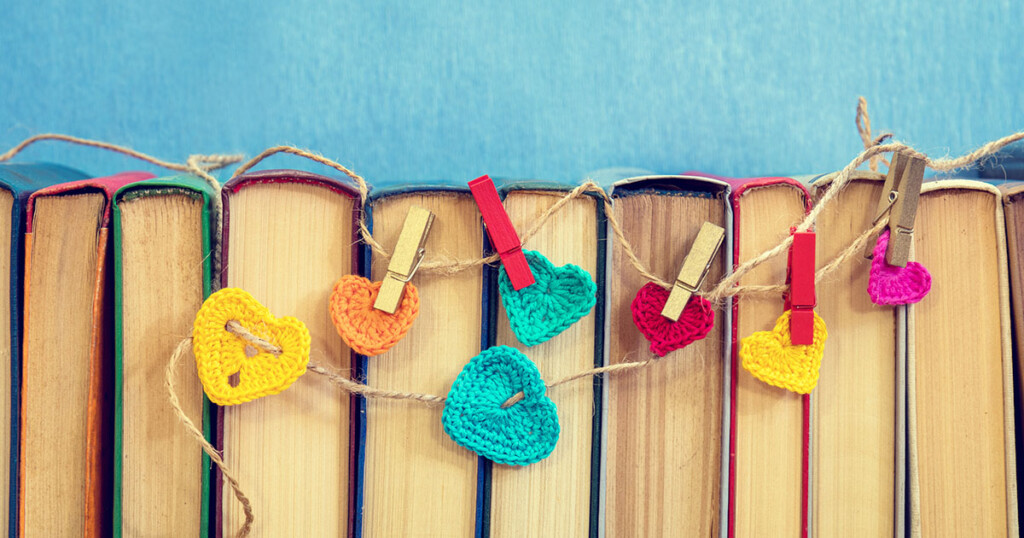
[442,345,560,466]
[498,249,597,346]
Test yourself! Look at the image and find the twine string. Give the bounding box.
[166,338,254,538]
[0,133,243,179]
[856,97,892,172]
[5,102,1023,300]
[219,320,659,406]
[165,322,662,532]
[220,125,1024,302]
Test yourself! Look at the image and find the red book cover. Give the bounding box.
[21,171,155,538]
[724,176,812,538]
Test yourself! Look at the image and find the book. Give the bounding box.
[605,174,731,536]
[727,177,810,537]
[908,180,1019,536]
[1000,181,1024,531]
[20,171,154,537]
[219,169,360,536]
[357,184,487,537]
[112,175,216,536]
[489,180,604,536]
[810,171,903,536]
[0,163,89,537]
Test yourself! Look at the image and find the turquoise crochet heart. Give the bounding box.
[442,346,560,466]
[498,249,597,346]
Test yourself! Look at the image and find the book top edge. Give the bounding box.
[225,169,361,199]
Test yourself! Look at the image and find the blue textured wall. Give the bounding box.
[2,1,1022,185]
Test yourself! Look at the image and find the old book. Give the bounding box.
[487,180,604,537]
[810,171,903,536]
[112,175,216,536]
[219,170,359,537]
[727,177,810,537]
[605,175,730,536]
[806,171,905,532]
[20,171,154,537]
[909,180,1018,536]
[0,163,88,537]
[357,184,486,537]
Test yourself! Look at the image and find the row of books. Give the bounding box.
[0,162,1019,537]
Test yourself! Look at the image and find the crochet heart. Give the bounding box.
[192,288,311,406]
[867,230,931,305]
[739,309,828,394]
[498,249,596,346]
[630,282,716,357]
[329,275,420,356]
[442,346,560,466]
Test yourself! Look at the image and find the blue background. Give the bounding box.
[1,1,1022,185]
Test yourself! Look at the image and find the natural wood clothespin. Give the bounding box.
[787,230,816,345]
[863,152,926,267]
[469,175,535,290]
[373,206,435,313]
[661,222,725,321]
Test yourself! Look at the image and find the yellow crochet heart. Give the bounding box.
[192,288,311,406]
[739,309,828,394]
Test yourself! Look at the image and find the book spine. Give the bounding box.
[475,230,495,538]
[351,203,372,538]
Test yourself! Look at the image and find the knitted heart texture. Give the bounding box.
[739,309,828,394]
[867,230,931,305]
[192,288,311,406]
[329,275,420,356]
[631,282,716,357]
[498,249,596,346]
[442,345,560,466]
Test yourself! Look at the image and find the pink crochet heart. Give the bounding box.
[867,230,931,305]
[630,282,715,357]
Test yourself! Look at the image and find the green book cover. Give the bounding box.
[111,175,215,538]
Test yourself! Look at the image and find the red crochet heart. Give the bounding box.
[630,282,715,357]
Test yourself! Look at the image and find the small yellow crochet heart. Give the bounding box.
[739,309,828,394]
[192,288,311,406]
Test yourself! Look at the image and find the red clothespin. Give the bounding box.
[468,175,535,290]
[786,230,816,345]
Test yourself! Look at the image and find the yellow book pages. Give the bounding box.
[223,180,354,536]
[812,173,898,536]
[118,192,206,535]
[606,178,727,536]
[731,182,807,537]
[490,189,600,537]
[362,191,481,536]
[22,193,105,536]
[909,181,1018,537]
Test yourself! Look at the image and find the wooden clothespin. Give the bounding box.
[468,175,535,290]
[863,152,926,267]
[661,222,725,321]
[787,230,816,345]
[373,206,435,314]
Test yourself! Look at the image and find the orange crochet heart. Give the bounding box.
[192,288,311,406]
[738,309,828,394]
[329,275,420,356]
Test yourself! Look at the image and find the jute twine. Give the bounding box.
[0,133,242,177]
[191,102,1022,536]
[7,98,1022,536]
